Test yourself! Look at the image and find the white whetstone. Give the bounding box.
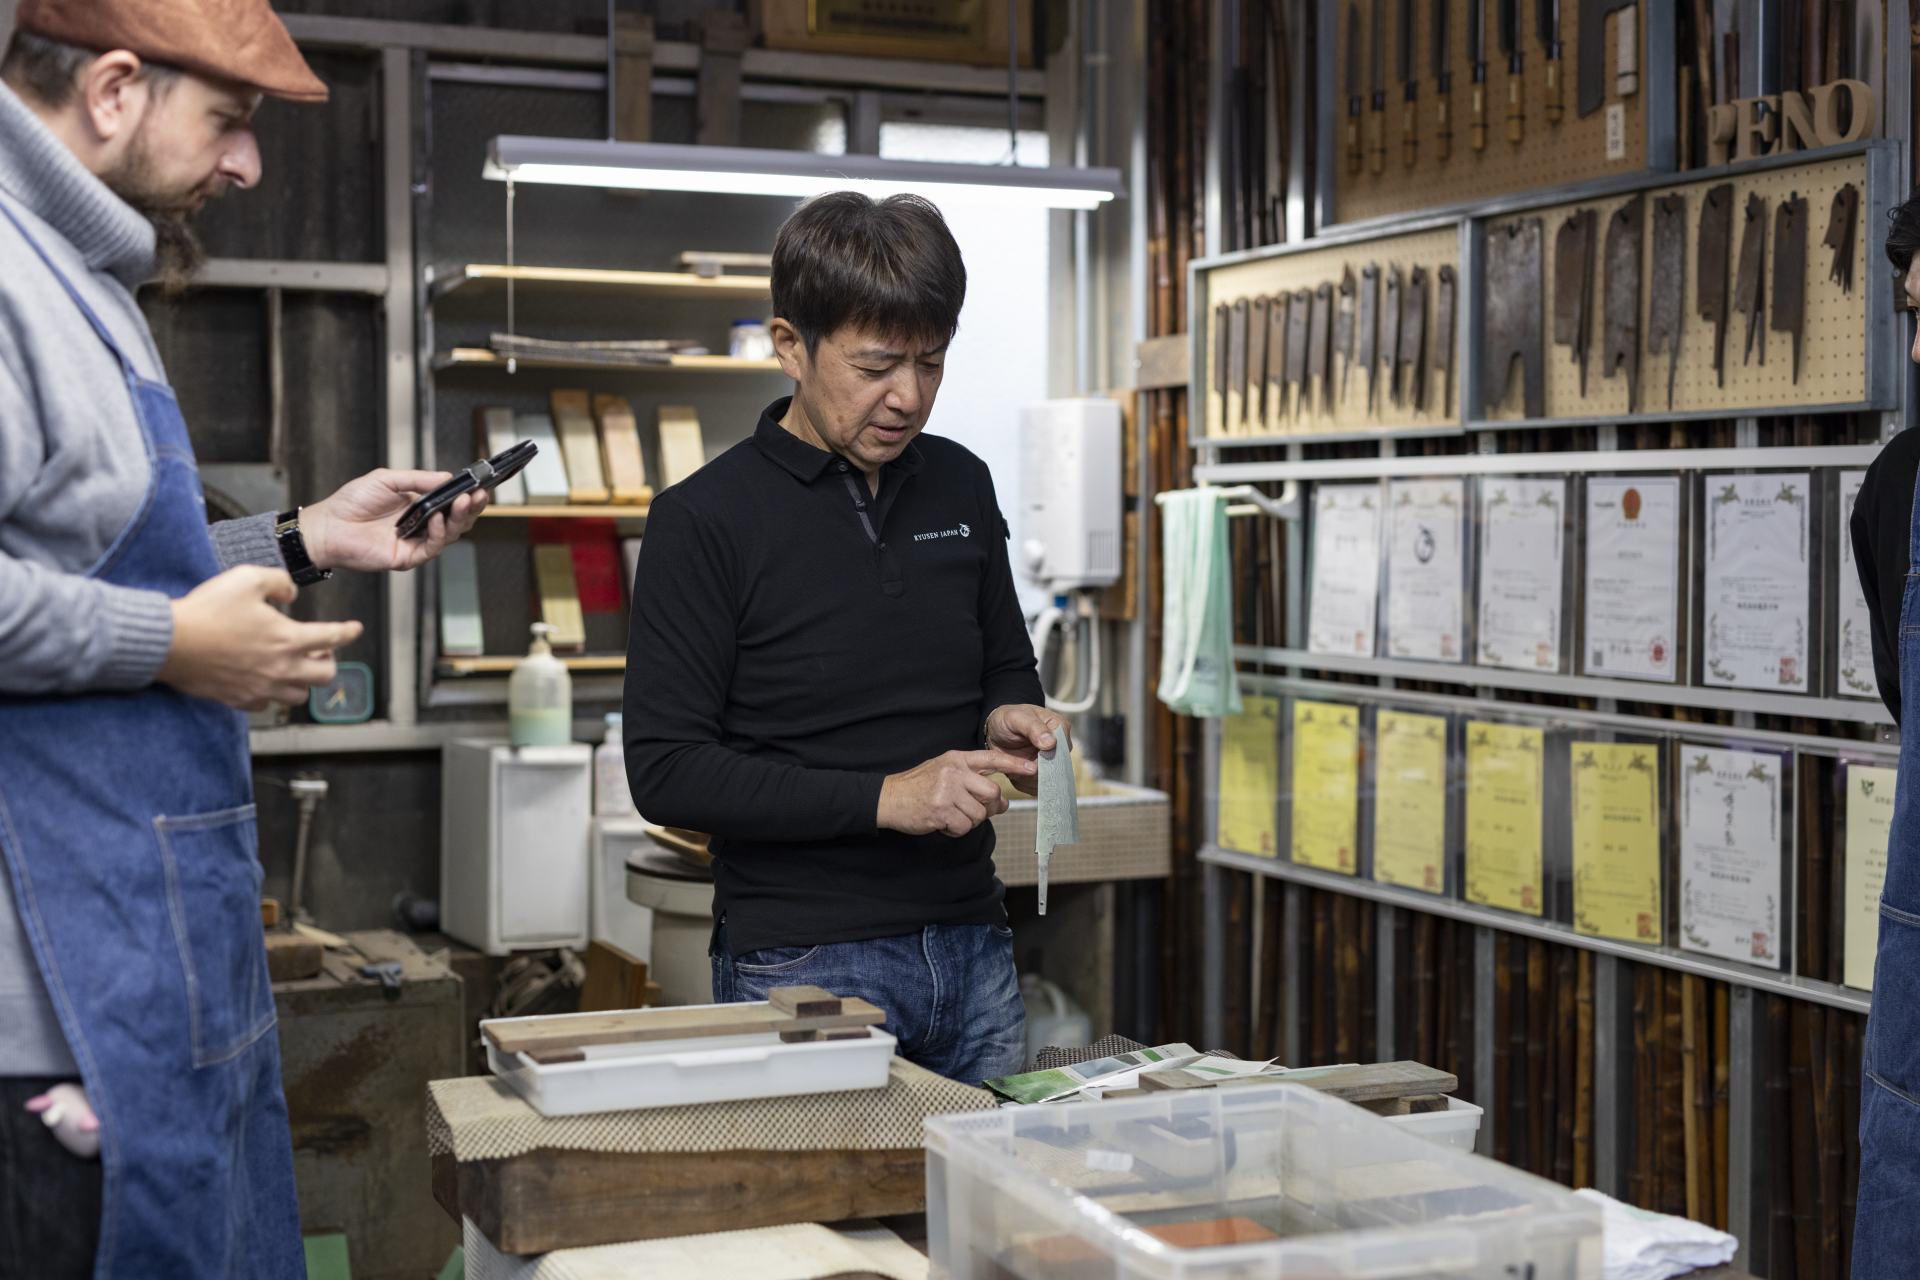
[1034,737,1080,915]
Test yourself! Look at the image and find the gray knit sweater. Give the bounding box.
[0,82,284,1076]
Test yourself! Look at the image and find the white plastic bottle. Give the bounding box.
[595,712,638,817]
[508,622,573,747]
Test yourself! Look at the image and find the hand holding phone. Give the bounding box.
[397,440,537,539]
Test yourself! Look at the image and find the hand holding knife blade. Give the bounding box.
[1537,0,1563,124]
[1470,0,1490,150]
[1370,0,1389,173]
[1500,0,1524,144]
[1431,0,1453,160]
[1399,0,1419,167]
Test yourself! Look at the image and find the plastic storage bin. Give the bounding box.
[1382,1095,1486,1153]
[924,1083,1600,1279]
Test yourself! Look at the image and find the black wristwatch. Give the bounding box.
[274,509,332,587]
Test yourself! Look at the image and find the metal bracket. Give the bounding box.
[1155,482,1303,521]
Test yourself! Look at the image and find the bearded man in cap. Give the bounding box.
[0,3,486,1275]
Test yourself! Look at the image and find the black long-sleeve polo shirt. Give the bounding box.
[623,399,1044,957]
[1850,428,1920,723]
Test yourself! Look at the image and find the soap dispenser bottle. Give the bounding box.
[508,622,573,747]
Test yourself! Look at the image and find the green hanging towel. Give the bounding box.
[1156,488,1242,718]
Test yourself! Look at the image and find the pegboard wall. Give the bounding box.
[1478,151,1873,422]
[1330,0,1653,226]
[1201,224,1462,438]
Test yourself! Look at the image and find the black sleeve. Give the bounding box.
[975,463,1045,728]
[622,492,884,841]
[1856,432,1920,726]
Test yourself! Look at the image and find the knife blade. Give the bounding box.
[1249,294,1272,425]
[1382,266,1405,407]
[1500,0,1524,144]
[1335,268,1358,403]
[1399,0,1419,167]
[1267,293,1289,423]
[1357,265,1381,411]
[1400,267,1429,411]
[1433,265,1457,414]
[1310,282,1335,413]
[1371,0,1389,174]
[1432,0,1453,160]
[1347,4,1365,175]
[1537,0,1563,124]
[1286,289,1312,418]
[1470,0,1490,149]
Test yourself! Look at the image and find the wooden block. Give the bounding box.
[260,898,281,928]
[265,932,324,983]
[1268,1060,1457,1105]
[550,389,611,503]
[1140,1067,1217,1092]
[476,406,527,503]
[768,985,843,1018]
[437,540,484,657]
[527,1048,586,1066]
[779,1030,820,1043]
[532,543,587,650]
[439,1145,928,1255]
[1143,1217,1279,1248]
[483,996,887,1056]
[824,1028,871,1041]
[592,394,653,505]
[656,405,706,488]
[1098,1087,1147,1100]
[579,940,655,1014]
[1403,1093,1449,1114]
[514,413,572,505]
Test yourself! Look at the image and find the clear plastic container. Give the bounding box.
[924,1083,1600,1280]
[1381,1096,1485,1153]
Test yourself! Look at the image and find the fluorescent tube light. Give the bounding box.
[485,136,1121,211]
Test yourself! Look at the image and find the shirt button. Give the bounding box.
[837,461,849,472]
[878,542,888,552]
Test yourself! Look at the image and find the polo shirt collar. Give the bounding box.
[752,397,927,483]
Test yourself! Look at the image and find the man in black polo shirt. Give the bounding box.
[623,192,1057,1083]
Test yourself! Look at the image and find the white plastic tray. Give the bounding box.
[1381,1094,1485,1151]
[482,1004,898,1117]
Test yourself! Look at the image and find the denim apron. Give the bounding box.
[1855,475,1920,1276]
[0,204,303,1278]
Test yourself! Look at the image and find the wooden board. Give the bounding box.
[265,932,323,983]
[1228,1059,1458,1104]
[434,1146,927,1255]
[550,389,612,504]
[482,997,887,1056]
[579,940,661,1014]
[592,394,654,505]
[768,985,843,1018]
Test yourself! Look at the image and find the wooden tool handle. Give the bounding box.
[1545,56,1563,125]
[1470,81,1487,151]
[1436,91,1452,161]
[1347,114,1362,174]
[1401,98,1418,167]
[1506,72,1525,144]
[1368,108,1386,174]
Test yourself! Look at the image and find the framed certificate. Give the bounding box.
[1581,476,1684,683]
[1371,709,1450,894]
[1307,484,1384,657]
[1677,745,1787,969]
[1569,740,1663,944]
[1476,477,1568,672]
[1843,761,1897,991]
[1287,700,1361,875]
[1698,472,1813,692]
[1464,721,1546,916]
[1382,478,1468,663]
[1217,695,1282,857]
[1834,470,1878,700]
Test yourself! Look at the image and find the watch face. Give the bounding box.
[309,662,375,724]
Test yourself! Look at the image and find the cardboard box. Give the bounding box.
[754,0,1036,69]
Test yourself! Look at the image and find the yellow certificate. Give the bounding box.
[1218,695,1281,856]
[1290,701,1360,874]
[1465,722,1545,915]
[1845,764,1898,990]
[1570,742,1663,942]
[1372,710,1448,893]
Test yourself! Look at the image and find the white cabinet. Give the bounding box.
[441,739,591,955]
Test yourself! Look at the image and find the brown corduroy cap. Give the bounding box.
[16,0,328,102]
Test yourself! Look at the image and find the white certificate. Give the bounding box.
[1678,745,1784,969]
[1837,470,1877,699]
[1584,476,1681,682]
[1308,485,1383,657]
[1702,473,1811,691]
[1477,478,1567,672]
[1844,763,1897,990]
[1384,478,1466,662]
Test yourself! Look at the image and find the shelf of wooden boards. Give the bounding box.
[437,654,626,676]
[432,349,783,374]
[479,504,650,520]
[429,263,771,303]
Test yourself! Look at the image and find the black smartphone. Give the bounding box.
[396,439,538,539]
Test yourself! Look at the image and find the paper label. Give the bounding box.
[1308,485,1383,657]
[1219,696,1281,857]
[1372,710,1448,893]
[1570,742,1663,943]
[1606,104,1627,160]
[1290,701,1360,875]
[1845,764,1898,990]
[1465,722,1545,916]
[1701,473,1810,691]
[1385,479,1466,662]
[1478,478,1566,672]
[1678,746,1784,968]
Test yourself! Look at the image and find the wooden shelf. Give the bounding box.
[480,503,651,520]
[429,263,771,303]
[432,348,783,374]
[437,654,627,676]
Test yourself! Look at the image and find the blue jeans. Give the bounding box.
[711,918,1027,1084]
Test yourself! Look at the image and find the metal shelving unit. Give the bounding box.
[428,262,770,302]
[430,348,782,373]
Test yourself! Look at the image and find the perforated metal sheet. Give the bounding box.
[991,782,1171,887]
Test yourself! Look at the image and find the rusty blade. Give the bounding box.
[1602,193,1644,412]
[1648,193,1686,410]
[1266,292,1289,415]
[1356,264,1381,409]
[1213,302,1230,399]
[1823,182,1858,294]
[1309,282,1334,413]
[1382,266,1404,407]
[1734,191,1768,366]
[1771,191,1808,384]
[1484,217,1546,418]
[1697,182,1734,387]
[1432,264,1457,414]
[1400,266,1428,411]
[1229,297,1250,426]
[1248,294,1272,424]
[1552,208,1597,396]
[1286,288,1311,418]
[1334,268,1357,404]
